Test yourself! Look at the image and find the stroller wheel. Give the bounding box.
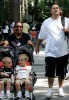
[29,93,35,100]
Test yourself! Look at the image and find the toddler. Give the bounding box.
[15,53,32,99]
[0,56,14,99]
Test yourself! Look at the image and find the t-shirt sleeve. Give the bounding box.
[38,21,46,39]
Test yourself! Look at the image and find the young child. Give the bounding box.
[15,53,32,99]
[0,56,14,99]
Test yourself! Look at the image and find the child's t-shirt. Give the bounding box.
[15,65,32,79]
[0,67,14,78]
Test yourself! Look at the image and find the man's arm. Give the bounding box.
[35,39,43,54]
[27,40,33,45]
[0,40,9,46]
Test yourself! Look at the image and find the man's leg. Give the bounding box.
[57,55,68,97]
[58,77,64,88]
[48,77,54,88]
[45,57,55,98]
[46,77,54,98]
[58,77,64,96]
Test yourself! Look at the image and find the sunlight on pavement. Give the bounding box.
[33,50,45,56]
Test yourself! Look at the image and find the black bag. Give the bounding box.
[61,16,69,39]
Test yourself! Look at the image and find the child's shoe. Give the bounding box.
[7,93,12,99]
[0,92,4,100]
[25,91,30,99]
[17,91,22,99]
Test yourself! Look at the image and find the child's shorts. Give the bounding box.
[15,78,26,85]
[0,78,11,82]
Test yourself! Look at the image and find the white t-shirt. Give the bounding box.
[38,16,69,57]
[2,25,9,33]
[15,65,32,79]
[23,23,30,34]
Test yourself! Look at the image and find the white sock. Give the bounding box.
[25,90,29,96]
[7,90,10,94]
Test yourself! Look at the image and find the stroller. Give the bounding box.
[0,46,15,100]
[0,45,37,100]
[14,44,37,100]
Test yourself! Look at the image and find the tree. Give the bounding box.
[9,0,20,22]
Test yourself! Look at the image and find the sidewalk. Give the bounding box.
[33,49,69,100]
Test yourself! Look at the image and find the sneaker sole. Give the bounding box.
[58,94,64,97]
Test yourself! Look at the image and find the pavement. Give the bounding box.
[33,47,69,100]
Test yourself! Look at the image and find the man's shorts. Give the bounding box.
[45,54,68,79]
[0,78,11,82]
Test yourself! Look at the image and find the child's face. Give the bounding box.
[18,54,29,67]
[2,57,13,68]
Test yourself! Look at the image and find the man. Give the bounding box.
[3,21,32,47]
[35,4,69,98]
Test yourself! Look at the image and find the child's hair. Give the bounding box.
[19,53,29,61]
[2,57,12,64]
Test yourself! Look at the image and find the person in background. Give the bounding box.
[30,27,36,46]
[22,19,30,34]
[2,21,33,47]
[2,21,9,40]
[35,21,41,42]
[9,19,15,34]
[35,3,69,99]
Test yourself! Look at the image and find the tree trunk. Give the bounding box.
[0,0,4,24]
[9,0,20,22]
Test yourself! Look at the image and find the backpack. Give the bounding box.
[61,16,69,39]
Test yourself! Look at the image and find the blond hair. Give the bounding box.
[2,57,12,63]
[19,53,29,61]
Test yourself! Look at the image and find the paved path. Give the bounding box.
[33,49,69,100]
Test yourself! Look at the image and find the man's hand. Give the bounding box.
[35,39,42,54]
[63,27,69,33]
[35,45,40,54]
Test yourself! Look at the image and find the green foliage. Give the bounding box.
[28,0,69,22]
[56,0,69,16]
[28,0,54,22]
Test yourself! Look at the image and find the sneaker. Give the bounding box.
[17,91,22,99]
[25,91,30,99]
[7,93,12,99]
[58,88,64,97]
[46,88,52,98]
[0,93,4,99]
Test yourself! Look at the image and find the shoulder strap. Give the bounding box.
[61,16,69,40]
[61,16,65,27]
